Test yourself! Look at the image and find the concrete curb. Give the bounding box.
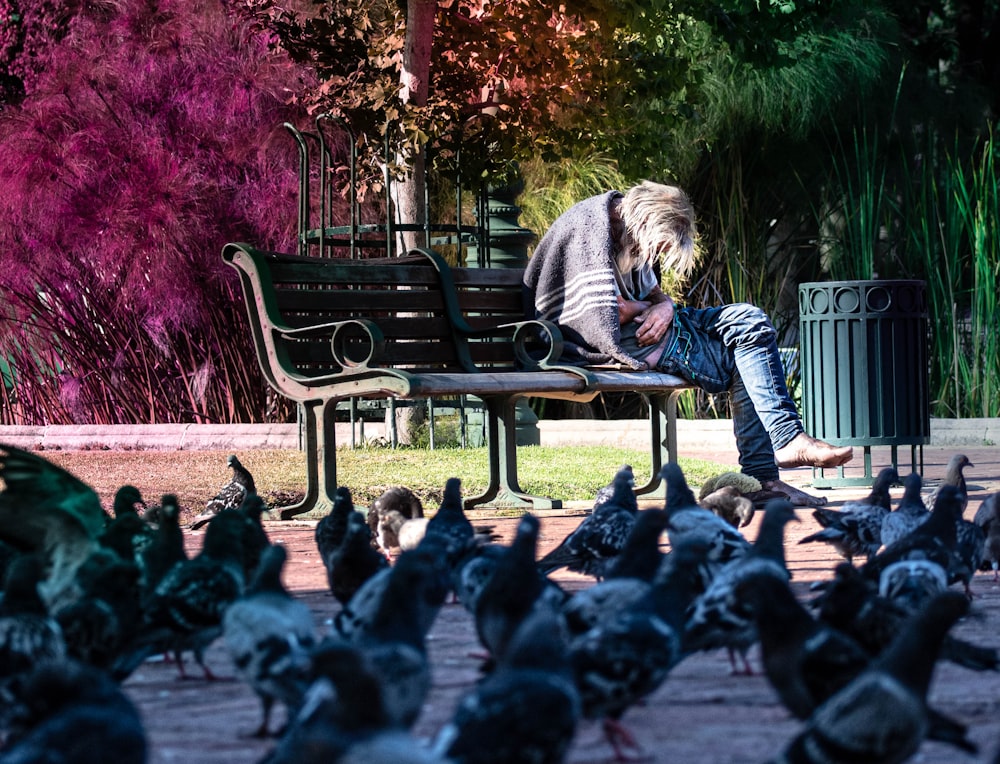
[0,417,994,451]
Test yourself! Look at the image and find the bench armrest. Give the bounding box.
[278,319,385,370]
[498,319,596,385]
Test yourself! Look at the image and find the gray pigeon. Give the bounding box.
[474,513,548,667]
[799,467,899,563]
[561,508,670,637]
[327,545,444,729]
[0,554,67,716]
[0,658,147,763]
[223,544,318,737]
[880,472,930,548]
[926,453,973,510]
[682,499,799,674]
[569,534,706,761]
[314,486,357,573]
[769,591,970,764]
[265,640,446,764]
[331,543,449,646]
[974,491,1000,580]
[740,570,976,755]
[860,485,963,586]
[114,508,247,680]
[660,462,751,590]
[190,454,257,530]
[323,510,390,606]
[536,466,638,580]
[878,559,949,613]
[433,609,580,764]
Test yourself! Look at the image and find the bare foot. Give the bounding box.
[774,433,853,469]
[760,478,828,507]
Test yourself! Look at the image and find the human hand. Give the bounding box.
[633,299,674,346]
[617,295,652,325]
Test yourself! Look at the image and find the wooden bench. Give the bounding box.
[223,242,693,518]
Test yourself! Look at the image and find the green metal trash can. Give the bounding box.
[798,280,930,487]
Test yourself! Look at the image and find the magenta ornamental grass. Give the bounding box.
[0,0,339,425]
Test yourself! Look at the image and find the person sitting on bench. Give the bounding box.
[523,180,852,506]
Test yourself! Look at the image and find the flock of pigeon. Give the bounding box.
[1,442,1000,763]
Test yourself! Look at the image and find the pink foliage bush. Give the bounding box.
[0,0,321,423]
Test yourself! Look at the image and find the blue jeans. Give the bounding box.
[655,304,803,482]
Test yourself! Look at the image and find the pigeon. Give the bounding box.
[190,453,258,530]
[536,466,638,580]
[264,640,446,764]
[452,543,507,616]
[974,491,1000,580]
[474,513,549,667]
[878,559,949,612]
[741,571,976,754]
[699,484,756,529]
[223,544,318,737]
[683,498,799,674]
[561,508,670,637]
[0,444,106,608]
[0,537,18,590]
[330,543,450,646]
[97,485,151,567]
[0,658,147,764]
[660,461,751,589]
[592,463,635,508]
[422,477,478,570]
[138,494,188,601]
[813,561,1000,672]
[798,466,899,563]
[314,486,357,567]
[880,472,931,548]
[0,554,66,711]
[327,544,442,729]
[114,508,247,680]
[53,550,143,671]
[233,492,272,583]
[601,507,670,582]
[952,511,986,597]
[367,485,423,554]
[737,572,871,719]
[860,485,965,590]
[452,540,567,621]
[569,534,707,761]
[432,609,580,764]
[323,509,390,605]
[926,452,973,511]
[768,591,971,764]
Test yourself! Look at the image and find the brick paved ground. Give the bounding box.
[123,445,1000,763]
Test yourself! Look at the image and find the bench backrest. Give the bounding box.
[225,245,527,380]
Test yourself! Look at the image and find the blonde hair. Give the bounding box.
[618,181,698,279]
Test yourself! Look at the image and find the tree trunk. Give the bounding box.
[392,0,437,439]
[392,0,436,254]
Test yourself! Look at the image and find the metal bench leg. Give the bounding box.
[280,398,340,520]
[464,394,561,511]
[634,390,681,498]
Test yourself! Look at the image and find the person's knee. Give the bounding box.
[719,303,776,344]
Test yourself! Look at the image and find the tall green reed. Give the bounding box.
[831,121,1000,419]
[901,132,1000,418]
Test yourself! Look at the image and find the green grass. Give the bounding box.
[43,444,730,522]
[334,444,727,506]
